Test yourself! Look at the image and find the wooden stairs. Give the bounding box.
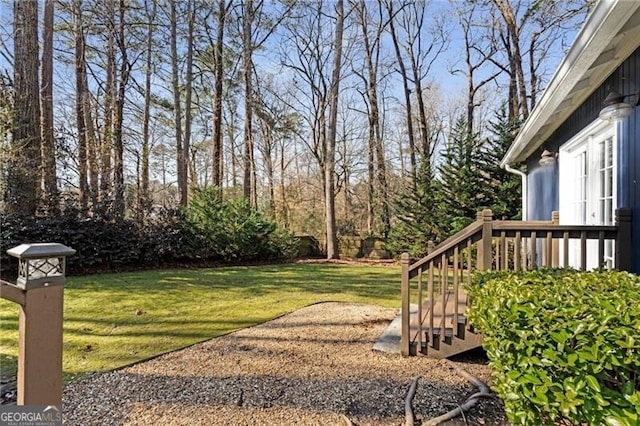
[408,289,482,358]
[400,208,631,358]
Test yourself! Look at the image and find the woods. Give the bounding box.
[0,0,589,258]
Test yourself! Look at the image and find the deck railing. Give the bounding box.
[400,208,633,356]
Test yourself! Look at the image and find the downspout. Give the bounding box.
[503,164,527,221]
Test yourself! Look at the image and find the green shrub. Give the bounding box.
[467,269,640,425]
[185,187,297,262]
[1,193,296,278]
[139,209,201,264]
[1,214,144,275]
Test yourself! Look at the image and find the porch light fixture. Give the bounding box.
[599,90,638,122]
[539,149,557,166]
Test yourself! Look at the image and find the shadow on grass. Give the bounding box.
[1,263,402,379]
[0,353,17,382]
[66,264,400,301]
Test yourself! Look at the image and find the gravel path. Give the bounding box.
[63,302,508,425]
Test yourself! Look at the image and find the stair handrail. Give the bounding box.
[401,207,633,356]
[407,219,484,279]
[401,210,493,355]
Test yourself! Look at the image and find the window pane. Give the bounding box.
[599,141,605,168]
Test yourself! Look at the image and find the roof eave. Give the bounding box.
[501,0,640,167]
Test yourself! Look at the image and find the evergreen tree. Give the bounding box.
[387,160,442,258]
[437,116,489,237]
[483,106,522,220]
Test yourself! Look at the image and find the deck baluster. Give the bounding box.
[417,268,423,352]
[453,246,459,332]
[401,208,629,358]
[514,232,522,270]
[531,231,537,267]
[441,253,447,342]
[428,260,434,347]
[580,231,587,270]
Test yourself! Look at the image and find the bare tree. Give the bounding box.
[255,76,299,220]
[279,1,332,236]
[240,0,257,207]
[211,0,231,196]
[235,0,294,208]
[183,0,195,203]
[169,0,186,207]
[353,0,390,237]
[137,0,157,220]
[111,0,132,219]
[387,0,447,188]
[385,0,416,187]
[100,0,116,214]
[324,0,344,259]
[487,0,588,121]
[449,1,500,139]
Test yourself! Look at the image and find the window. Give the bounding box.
[559,120,616,269]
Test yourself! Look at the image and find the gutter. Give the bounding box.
[503,164,527,221]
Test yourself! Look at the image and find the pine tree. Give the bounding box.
[437,116,489,237]
[483,106,522,220]
[387,160,442,258]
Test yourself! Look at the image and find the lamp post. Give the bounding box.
[3,243,75,406]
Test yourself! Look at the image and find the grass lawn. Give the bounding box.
[0,262,400,382]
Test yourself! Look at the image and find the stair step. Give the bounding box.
[408,288,483,358]
[429,327,454,337]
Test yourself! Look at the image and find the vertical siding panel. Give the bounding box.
[524,47,640,274]
[630,53,640,273]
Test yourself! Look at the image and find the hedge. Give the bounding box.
[467,269,640,425]
[1,196,297,278]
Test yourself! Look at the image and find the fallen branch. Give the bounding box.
[405,376,420,426]
[422,360,492,426]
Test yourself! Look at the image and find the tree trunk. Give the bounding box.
[170,1,185,207]
[74,0,89,213]
[183,0,195,203]
[367,123,375,235]
[406,5,431,164]
[84,75,99,211]
[359,0,390,237]
[325,0,344,260]
[279,139,288,227]
[112,0,129,219]
[7,0,41,216]
[387,1,417,189]
[211,0,227,196]
[264,127,276,219]
[101,0,116,214]
[242,0,257,208]
[493,0,529,120]
[40,0,58,215]
[139,0,156,221]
